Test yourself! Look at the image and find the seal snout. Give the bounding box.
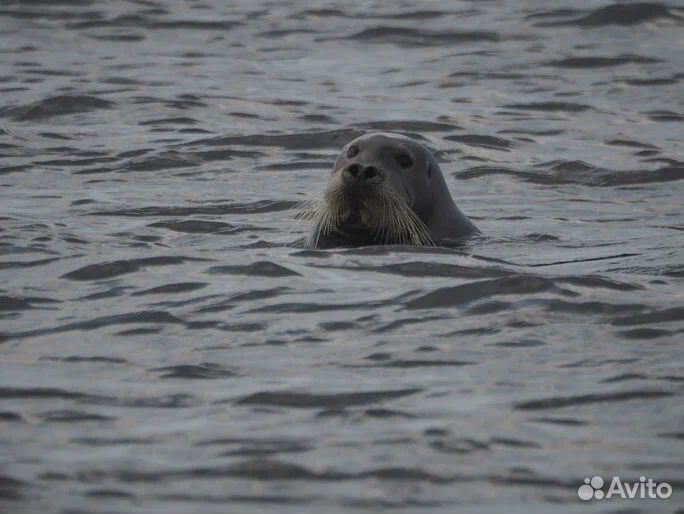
[342,163,383,185]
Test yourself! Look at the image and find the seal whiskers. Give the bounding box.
[294,183,435,247]
[366,188,435,246]
[292,183,350,245]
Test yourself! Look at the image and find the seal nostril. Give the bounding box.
[363,166,378,180]
[347,163,361,178]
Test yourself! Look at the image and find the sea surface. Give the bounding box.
[1,1,683,513]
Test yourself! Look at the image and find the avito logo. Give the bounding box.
[578,476,672,501]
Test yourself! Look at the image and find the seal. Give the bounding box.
[296,132,478,248]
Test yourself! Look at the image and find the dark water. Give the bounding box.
[1,1,684,512]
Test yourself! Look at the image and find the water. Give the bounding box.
[1,1,683,512]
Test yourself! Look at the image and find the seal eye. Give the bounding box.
[395,153,413,168]
[347,145,359,158]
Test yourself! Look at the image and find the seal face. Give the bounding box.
[297,132,478,248]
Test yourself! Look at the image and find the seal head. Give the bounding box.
[298,132,478,248]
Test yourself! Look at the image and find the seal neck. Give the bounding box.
[425,178,478,240]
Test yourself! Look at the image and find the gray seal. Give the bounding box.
[296,132,479,248]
